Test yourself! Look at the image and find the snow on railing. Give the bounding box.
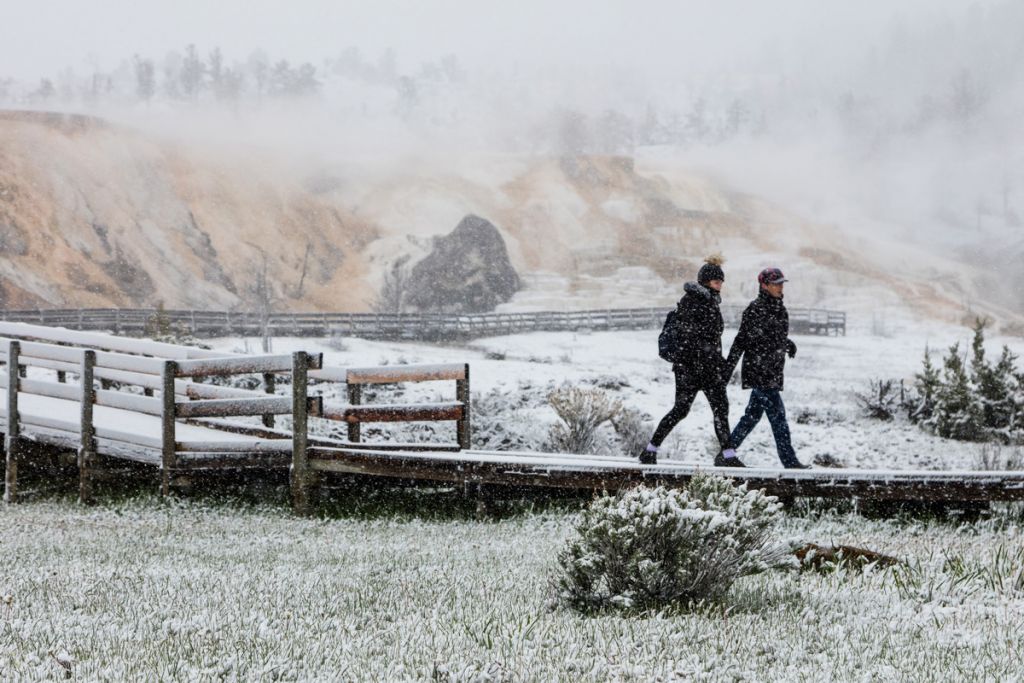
[0,305,847,339]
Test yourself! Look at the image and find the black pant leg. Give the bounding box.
[702,382,732,450]
[650,370,700,447]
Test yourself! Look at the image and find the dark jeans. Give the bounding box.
[729,388,800,467]
[650,369,730,451]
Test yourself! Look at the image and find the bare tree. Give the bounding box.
[133,55,155,103]
[373,256,411,313]
[180,44,205,100]
[244,247,279,352]
[948,68,986,132]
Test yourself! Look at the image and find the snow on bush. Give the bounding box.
[546,386,622,455]
[610,406,652,457]
[472,385,548,451]
[553,475,784,613]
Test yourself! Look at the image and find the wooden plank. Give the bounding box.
[324,402,463,424]
[94,389,164,416]
[6,376,79,402]
[175,439,293,453]
[171,452,292,469]
[346,363,467,384]
[305,448,1024,503]
[175,395,322,419]
[95,350,165,375]
[175,352,323,377]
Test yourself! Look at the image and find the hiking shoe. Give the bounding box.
[639,450,658,465]
[714,452,746,467]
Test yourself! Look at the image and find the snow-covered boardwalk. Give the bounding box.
[308,447,1024,503]
[3,320,1023,512]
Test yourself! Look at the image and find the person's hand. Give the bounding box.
[786,340,797,358]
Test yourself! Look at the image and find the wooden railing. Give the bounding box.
[0,322,473,511]
[0,305,847,338]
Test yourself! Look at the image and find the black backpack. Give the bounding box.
[658,309,683,363]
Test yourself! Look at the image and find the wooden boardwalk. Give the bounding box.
[3,321,1021,513]
[309,448,1024,503]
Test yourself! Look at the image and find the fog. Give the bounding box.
[2,0,1022,310]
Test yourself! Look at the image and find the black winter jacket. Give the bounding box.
[671,281,726,385]
[725,290,792,390]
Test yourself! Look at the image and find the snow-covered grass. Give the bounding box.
[2,497,1023,681]
[4,326,1023,679]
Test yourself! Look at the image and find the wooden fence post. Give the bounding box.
[346,381,361,443]
[79,350,97,504]
[262,373,276,428]
[4,341,21,504]
[160,360,177,497]
[290,351,312,515]
[456,363,471,450]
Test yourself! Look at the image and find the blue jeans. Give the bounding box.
[729,388,800,468]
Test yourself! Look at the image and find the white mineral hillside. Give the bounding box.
[0,110,1017,332]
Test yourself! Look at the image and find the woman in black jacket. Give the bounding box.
[640,256,739,466]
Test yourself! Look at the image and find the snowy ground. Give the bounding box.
[2,499,1023,681]
[3,326,1024,680]
[219,322,1024,472]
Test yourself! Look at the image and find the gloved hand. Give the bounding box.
[786,339,797,358]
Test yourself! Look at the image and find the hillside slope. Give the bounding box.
[0,111,1015,331]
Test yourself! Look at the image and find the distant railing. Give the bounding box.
[0,305,846,339]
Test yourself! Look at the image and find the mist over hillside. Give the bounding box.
[1,0,1021,326]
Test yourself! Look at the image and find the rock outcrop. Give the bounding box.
[404,215,520,313]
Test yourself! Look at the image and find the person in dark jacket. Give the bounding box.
[723,267,809,469]
[640,255,739,466]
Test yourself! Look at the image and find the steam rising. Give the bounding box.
[1,0,1021,314]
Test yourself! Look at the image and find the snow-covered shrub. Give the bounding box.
[975,444,1024,471]
[546,386,622,455]
[472,386,548,451]
[853,379,902,421]
[553,476,783,613]
[611,406,651,456]
[917,321,1024,444]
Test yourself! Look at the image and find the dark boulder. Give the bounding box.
[405,215,520,313]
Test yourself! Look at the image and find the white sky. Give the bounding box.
[0,0,991,81]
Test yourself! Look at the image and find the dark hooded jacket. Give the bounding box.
[671,281,726,385]
[725,289,791,390]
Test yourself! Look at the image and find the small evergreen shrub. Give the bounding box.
[914,320,1024,444]
[553,476,783,613]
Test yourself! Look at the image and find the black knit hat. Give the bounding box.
[697,255,725,284]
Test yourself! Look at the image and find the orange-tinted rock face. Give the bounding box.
[0,110,1010,327]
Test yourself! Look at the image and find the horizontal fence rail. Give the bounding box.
[0,306,847,339]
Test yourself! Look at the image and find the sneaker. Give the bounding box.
[784,462,811,470]
[639,449,658,465]
[714,452,746,467]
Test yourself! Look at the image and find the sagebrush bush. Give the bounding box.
[553,475,784,613]
[611,406,651,456]
[546,386,622,454]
